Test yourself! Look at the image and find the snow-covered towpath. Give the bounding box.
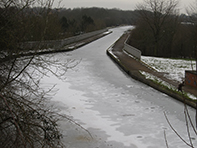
[41,26,197,148]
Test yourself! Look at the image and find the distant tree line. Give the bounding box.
[0,6,139,44]
[2,3,197,59]
[57,7,139,38]
[128,0,197,60]
[0,6,61,45]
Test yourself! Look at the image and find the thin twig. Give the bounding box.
[59,114,93,139]
[184,104,197,135]
[164,111,193,147]
[0,94,26,148]
[184,104,194,147]
[164,130,169,148]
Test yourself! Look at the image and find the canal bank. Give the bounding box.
[106,32,197,109]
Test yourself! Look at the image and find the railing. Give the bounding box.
[123,35,141,60]
[19,29,108,49]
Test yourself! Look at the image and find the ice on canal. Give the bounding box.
[41,26,197,148]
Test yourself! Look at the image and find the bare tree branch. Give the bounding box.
[164,130,169,148]
[184,104,194,147]
[164,111,194,147]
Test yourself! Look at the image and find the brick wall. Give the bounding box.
[185,71,197,88]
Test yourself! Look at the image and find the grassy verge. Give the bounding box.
[140,71,197,103]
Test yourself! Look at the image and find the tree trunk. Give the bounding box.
[196,48,197,73]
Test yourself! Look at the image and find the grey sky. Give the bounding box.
[54,0,195,13]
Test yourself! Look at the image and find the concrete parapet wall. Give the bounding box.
[20,29,108,49]
[123,35,141,60]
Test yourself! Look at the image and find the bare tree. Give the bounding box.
[185,0,197,138]
[136,0,179,56]
[186,0,197,73]
[0,0,77,147]
[164,103,197,148]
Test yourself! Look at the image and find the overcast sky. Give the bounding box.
[54,0,195,13]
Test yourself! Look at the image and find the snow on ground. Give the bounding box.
[141,56,196,83]
[141,56,197,100]
[140,70,175,89]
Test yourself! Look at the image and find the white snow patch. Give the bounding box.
[140,71,196,100]
[140,71,176,90]
[141,56,196,83]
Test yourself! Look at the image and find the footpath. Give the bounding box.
[107,32,197,109]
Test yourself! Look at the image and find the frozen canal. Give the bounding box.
[42,26,196,148]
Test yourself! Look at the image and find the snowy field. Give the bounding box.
[141,56,196,83]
